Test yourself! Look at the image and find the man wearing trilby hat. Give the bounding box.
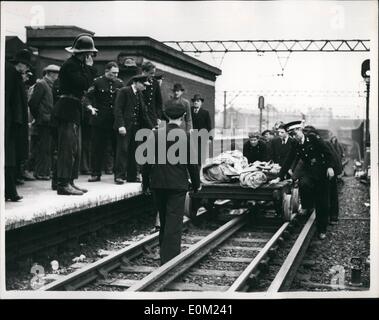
[190,94,212,166]
[270,120,335,240]
[52,34,98,195]
[165,83,192,133]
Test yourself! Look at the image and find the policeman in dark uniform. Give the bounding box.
[141,61,163,129]
[142,101,200,265]
[270,121,335,239]
[113,74,153,184]
[86,61,124,182]
[52,34,98,195]
[303,126,343,225]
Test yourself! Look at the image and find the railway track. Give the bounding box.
[37,206,316,293]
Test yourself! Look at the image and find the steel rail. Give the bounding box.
[267,211,316,292]
[127,212,248,292]
[38,216,192,291]
[228,213,297,292]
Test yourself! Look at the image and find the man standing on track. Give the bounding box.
[142,101,200,265]
[270,121,335,240]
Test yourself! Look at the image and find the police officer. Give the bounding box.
[141,61,163,129]
[303,126,343,225]
[113,74,153,184]
[142,101,200,265]
[270,121,335,239]
[86,61,124,182]
[52,34,98,195]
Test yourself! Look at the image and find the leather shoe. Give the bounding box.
[57,185,83,195]
[114,178,124,185]
[104,170,113,175]
[35,175,51,181]
[88,176,101,182]
[22,171,36,181]
[70,182,88,193]
[6,195,23,202]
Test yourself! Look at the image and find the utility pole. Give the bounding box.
[223,91,227,129]
[258,96,264,132]
[365,79,370,147]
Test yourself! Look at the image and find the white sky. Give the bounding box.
[2,0,378,116]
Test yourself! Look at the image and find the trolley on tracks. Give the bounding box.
[185,180,299,222]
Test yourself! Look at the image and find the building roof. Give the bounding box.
[26,26,221,81]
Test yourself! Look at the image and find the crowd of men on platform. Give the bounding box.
[5,34,345,264]
[4,34,212,200]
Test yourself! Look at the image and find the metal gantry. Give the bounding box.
[163,40,370,53]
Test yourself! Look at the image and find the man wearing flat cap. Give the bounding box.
[52,33,98,195]
[270,121,335,240]
[29,64,60,180]
[142,101,200,265]
[4,49,33,201]
[113,74,153,184]
[243,131,268,164]
[165,83,193,133]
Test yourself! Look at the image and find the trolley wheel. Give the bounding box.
[290,187,299,213]
[184,192,199,219]
[282,194,292,222]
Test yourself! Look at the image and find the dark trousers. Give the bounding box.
[34,125,52,177]
[5,166,18,199]
[103,139,114,173]
[329,176,339,221]
[27,133,39,172]
[57,121,81,186]
[153,189,187,265]
[51,127,58,187]
[114,126,138,181]
[90,127,116,176]
[80,124,91,174]
[298,174,330,233]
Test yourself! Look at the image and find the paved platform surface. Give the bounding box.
[4,175,142,231]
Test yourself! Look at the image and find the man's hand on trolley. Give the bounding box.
[269,177,281,185]
[118,126,127,136]
[327,167,335,180]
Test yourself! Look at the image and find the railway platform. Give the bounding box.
[5,175,143,231]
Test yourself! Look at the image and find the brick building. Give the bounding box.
[24,25,221,127]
